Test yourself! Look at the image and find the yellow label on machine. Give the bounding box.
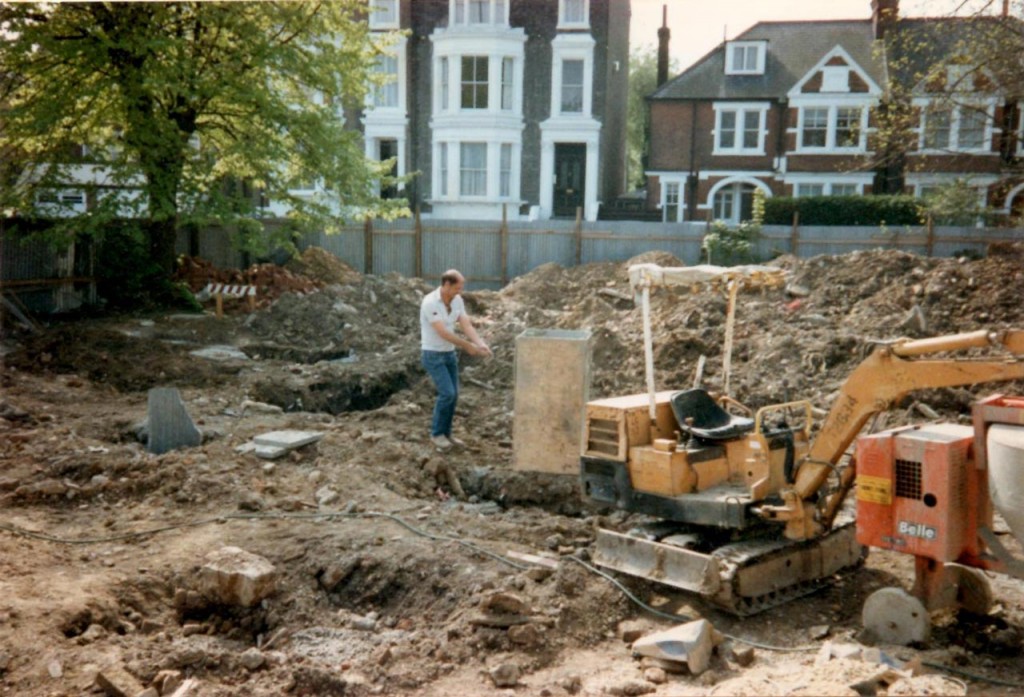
[856,475,892,505]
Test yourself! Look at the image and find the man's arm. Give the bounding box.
[458,313,492,357]
[430,319,482,355]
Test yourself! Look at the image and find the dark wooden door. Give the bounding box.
[553,143,585,218]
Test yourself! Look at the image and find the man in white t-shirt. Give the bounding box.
[420,269,492,451]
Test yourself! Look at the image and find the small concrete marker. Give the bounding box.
[146,387,202,455]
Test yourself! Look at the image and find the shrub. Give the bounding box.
[763,195,922,226]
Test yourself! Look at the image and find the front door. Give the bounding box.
[553,143,586,218]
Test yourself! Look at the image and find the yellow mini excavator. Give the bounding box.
[580,263,1024,615]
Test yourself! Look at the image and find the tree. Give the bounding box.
[0,2,406,286]
[626,46,675,192]
[873,2,1024,203]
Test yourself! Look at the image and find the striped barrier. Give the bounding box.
[200,283,257,317]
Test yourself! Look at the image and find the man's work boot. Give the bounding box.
[431,435,452,451]
[447,435,467,449]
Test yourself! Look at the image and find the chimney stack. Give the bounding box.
[657,5,670,87]
[871,0,899,40]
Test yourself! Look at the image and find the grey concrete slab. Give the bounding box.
[147,387,202,455]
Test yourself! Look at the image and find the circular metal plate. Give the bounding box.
[862,587,930,645]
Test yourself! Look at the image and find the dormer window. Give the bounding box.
[725,41,766,76]
[559,0,589,28]
[452,0,508,27]
[369,0,398,29]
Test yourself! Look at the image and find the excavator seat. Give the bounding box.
[670,389,755,441]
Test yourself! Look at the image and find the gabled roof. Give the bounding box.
[650,19,884,101]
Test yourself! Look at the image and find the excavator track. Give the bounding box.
[593,521,865,616]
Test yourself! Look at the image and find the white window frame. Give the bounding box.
[550,34,594,118]
[712,102,769,155]
[499,143,513,197]
[451,0,508,27]
[460,55,489,110]
[459,142,488,197]
[560,59,585,114]
[35,188,87,217]
[661,180,684,222]
[795,103,868,153]
[369,0,399,29]
[371,53,399,109]
[914,98,995,154]
[785,175,869,198]
[724,41,766,76]
[365,36,407,115]
[558,0,589,29]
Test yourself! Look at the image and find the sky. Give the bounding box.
[629,0,1004,70]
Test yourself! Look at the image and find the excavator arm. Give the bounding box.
[761,329,1024,539]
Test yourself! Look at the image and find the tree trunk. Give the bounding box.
[148,217,178,276]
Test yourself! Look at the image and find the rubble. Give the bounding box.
[1,245,1023,695]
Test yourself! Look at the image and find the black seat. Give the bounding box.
[670,389,755,441]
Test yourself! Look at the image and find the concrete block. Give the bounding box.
[146,388,202,455]
[253,430,324,449]
[513,329,592,474]
[198,546,278,607]
[632,619,715,675]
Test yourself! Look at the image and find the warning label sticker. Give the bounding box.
[856,475,892,505]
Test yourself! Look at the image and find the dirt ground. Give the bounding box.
[1,244,1024,696]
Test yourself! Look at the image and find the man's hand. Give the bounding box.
[475,341,493,358]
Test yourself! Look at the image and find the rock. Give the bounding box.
[315,486,339,506]
[77,623,107,645]
[508,623,543,647]
[639,657,688,674]
[319,559,360,591]
[618,619,647,643]
[94,664,145,696]
[480,592,528,615]
[239,648,265,671]
[631,619,714,675]
[47,659,62,678]
[809,624,830,640]
[182,623,205,637]
[732,645,755,667]
[137,689,159,697]
[642,667,667,684]
[559,674,582,694]
[0,651,10,672]
[489,662,520,688]
[351,616,377,632]
[153,669,184,694]
[167,678,202,696]
[607,680,656,696]
[197,546,278,607]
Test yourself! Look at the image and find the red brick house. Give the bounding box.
[645,0,1024,224]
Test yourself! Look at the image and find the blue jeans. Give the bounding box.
[422,350,459,437]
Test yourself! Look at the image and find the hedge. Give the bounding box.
[763,195,922,226]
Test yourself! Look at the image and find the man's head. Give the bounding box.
[440,269,465,298]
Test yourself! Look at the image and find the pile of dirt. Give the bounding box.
[1,243,1024,697]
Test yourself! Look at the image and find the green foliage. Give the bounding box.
[703,190,763,264]
[94,222,198,311]
[763,195,922,226]
[626,47,677,191]
[917,178,993,226]
[0,2,409,285]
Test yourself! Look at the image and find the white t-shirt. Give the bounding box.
[420,288,465,351]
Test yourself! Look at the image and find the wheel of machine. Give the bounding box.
[862,587,930,645]
[948,564,994,615]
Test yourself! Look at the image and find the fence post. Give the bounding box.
[926,214,935,257]
[414,205,423,279]
[574,206,583,266]
[500,203,509,286]
[363,216,373,275]
[790,210,800,257]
